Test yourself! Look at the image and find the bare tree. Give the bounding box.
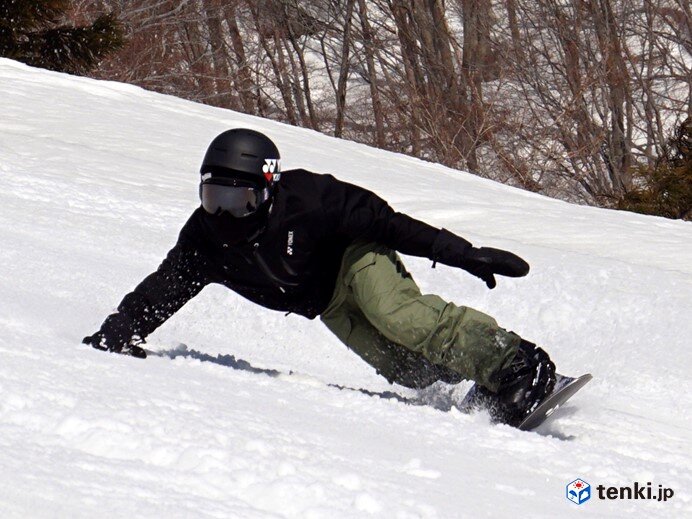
[356,0,385,146]
[225,2,259,114]
[83,0,691,216]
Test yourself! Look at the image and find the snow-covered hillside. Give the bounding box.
[0,58,690,518]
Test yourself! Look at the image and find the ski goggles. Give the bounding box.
[200,180,270,217]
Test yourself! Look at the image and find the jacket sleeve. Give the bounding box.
[323,174,473,262]
[90,220,211,350]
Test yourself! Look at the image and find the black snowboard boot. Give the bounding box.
[473,339,556,427]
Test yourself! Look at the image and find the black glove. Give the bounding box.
[458,246,530,289]
[432,228,530,289]
[83,332,147,359]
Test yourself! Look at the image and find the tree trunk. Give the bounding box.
[591,0,633,195]
[356,0,385,147]
[179,2,215,102]
[250,4,297,124]
[225,2,258,114]
[283,2,320,131]
[460,0,488,172]
[391,0,423,155]
[201,0,237,109]
[335,0,356,138]
[505,0,524,61]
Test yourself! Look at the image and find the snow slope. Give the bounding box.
[0,58,690,518]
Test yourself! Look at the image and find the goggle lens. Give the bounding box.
[200,183,267,217]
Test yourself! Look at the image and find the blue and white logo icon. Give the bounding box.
[566,479,591,505]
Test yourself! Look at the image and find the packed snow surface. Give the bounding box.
[0,58,690,518]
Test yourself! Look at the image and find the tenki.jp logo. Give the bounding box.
[566,479,591,505]
[566,478,674,505]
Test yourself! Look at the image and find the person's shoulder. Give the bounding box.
[279,168,335,190]
[184,206,206,226]
[280,168,340,188]
[177,207,207,247]
[280,168,320,181]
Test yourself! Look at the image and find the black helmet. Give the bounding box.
[200,128,281,189]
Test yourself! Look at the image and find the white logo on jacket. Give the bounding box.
[287,230,294,255]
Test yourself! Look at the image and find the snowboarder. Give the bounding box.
[84,128,556,427]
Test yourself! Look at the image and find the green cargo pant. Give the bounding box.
[320,241,520,390]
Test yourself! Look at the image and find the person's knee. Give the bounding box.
[365,294,448,350]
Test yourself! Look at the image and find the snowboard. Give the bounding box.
[142,343,591,431]
[461,373,592,431]
[518,373,592,430]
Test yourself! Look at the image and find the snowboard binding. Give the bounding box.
[475,340,556,426]
[459,339,587,428]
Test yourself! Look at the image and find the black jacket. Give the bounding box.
[93,169,473,349]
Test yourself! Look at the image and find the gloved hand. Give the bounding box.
[457,246,530,289]
[432,228,530,289]
[83,332,147,359]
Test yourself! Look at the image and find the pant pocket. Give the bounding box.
[343,252,378,287]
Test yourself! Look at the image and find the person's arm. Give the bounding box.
[324,175,529,288]
[83,225,211,357]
